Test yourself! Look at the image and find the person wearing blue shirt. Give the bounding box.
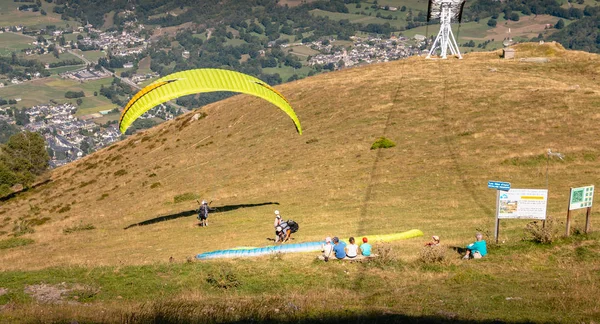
[332,237,346,259]
[463,232,487,259]
[360,237,372,256]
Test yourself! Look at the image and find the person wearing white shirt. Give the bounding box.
[345,237,359,258]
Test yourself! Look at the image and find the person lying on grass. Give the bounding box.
[463,232,487,259]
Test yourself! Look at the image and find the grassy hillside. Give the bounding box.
[1,42,600,322]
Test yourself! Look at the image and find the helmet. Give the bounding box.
[276,226,282,232]
[274,210,280,215]
[202,200,207,204]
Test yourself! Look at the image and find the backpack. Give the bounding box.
[287,220,299,233]
[198,205,209,220]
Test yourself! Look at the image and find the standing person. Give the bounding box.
[360,237,372,256]
[321,237,334,261]
[463,232,487,259]
[346,237,359,258]
[197,200,215,227]
[332,237,346,259]
[273,210,282,240]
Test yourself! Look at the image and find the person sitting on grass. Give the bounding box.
[463,232,487,259]
[332,237,346,259]
[425,235,440,247]
[320,237,334,262]
[360,237,372,257]
[346,237,359,258]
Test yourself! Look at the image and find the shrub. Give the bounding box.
[29,217,50,226]
[63,223,96,234]
[524,216,559,244]
[114,169,127,176]
[79,179,97,187]
[58,206,71,213]
[12,219,35,237]
[418,245,446,264]
[370,137,396,150]
[150,182,161,189]
[206,269,240,290]
[173,192,199,203]
[98,193,109,200]
[368,243,403,268]
[0,237,34,249]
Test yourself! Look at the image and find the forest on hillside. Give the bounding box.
[48,0,599,53]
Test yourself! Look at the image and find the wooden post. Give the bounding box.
[495,190,500,244]
[585,207,592,234]
[566,188,573,236]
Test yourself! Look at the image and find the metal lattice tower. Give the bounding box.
[426,0,465,59]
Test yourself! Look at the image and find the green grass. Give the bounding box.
[0,237,34,250]
[63,223,96,234]
[0,75,114,109]
[0,32,33,56]
[70,49,106,63]
[0,0,80,29]
[310,9,408,29]
[21,51,82,64]
[173,192,200,203]
[263,66,313,82]
[47,64,87,75]
[0,234,598,322]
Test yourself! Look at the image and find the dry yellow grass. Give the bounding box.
[1,42,599,272]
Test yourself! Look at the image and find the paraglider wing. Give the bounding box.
[119,69,302,134]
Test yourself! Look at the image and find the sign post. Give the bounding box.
[566,185,594,236]
[496,188,549,243]
[488,181,511,244]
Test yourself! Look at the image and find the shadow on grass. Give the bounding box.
[123,310,533,324]
[0,178,52,202]
[123,202,279,229]
[450,246,468,255]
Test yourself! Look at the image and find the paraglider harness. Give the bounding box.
[277,220,299,242]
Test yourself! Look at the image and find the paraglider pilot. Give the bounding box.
[198,200,215,227]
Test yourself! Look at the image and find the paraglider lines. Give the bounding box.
[119,79,178,126]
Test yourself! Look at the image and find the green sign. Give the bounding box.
[569,185,594,210]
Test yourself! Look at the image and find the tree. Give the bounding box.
[0,131,49,188]
[76,98,83,106]
[0,120,19,144]
[555,19,565,29]
[487,19,497,27]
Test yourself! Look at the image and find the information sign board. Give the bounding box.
[569,185,594,211]
[498,189,548,220]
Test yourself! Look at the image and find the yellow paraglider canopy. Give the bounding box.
[119,69,302,134]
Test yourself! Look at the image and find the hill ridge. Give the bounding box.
[1,43,600,270]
